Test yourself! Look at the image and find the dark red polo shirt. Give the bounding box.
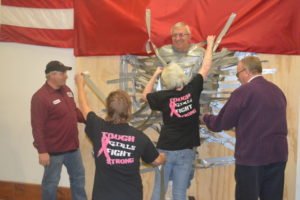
[31,82,85,154]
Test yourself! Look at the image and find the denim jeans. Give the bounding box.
[151,149,195,200]
[41,149,87,200]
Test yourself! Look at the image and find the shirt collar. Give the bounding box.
[45,82,64,94]
[248,75,262,83]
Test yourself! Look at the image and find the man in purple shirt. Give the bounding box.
[201,56,288,200]
[31,61,87,200]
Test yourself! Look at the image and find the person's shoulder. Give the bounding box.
[87,111,104,121]
[149,89,172,99]
[127,125,148,139]
[189,74,203,85]
[260,77,285,95]
[31,84,48,100]
[158,44,174,55]
[232,80,262,100]
[159,44,172,50]
[194,74,203,80]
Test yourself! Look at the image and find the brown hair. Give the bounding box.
[105,90,132,124]
[240,56,262,74]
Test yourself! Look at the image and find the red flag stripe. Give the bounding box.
[1,0,73,9]
[0,25,73,48]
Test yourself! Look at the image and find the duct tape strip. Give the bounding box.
[194,156,235,168]
[218,130,236,144]
[145,9,167,66]
[213,13,237,52]
[145,9,152,54]
[82,73,106,105]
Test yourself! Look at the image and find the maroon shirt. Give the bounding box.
[204,76,288,166]
[31,82,85,154]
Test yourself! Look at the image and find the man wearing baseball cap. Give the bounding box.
[31,60,87,200]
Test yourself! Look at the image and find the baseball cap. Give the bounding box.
[45,60,72,74]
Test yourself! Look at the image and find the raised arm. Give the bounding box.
[75,73,92,120]
[142,67,163,102]
[199,35,215,80]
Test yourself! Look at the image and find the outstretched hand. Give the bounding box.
[75,72,85,87]
[154,67,164,76]
[207,35,216,47]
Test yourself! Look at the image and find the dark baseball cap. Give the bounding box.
[45,60,72,74]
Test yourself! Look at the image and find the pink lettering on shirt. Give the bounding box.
[168,93,196,118]
[97,132,136,165]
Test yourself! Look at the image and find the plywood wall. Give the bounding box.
[75,54,300,200]
[257,54,300,200]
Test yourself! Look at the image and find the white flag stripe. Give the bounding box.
[1,5,73,29]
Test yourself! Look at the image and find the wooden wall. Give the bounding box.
[258,54,300,200]
[0,181,71,200]
[75,54,300,200]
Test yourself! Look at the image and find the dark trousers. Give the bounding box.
[235,162,286,200]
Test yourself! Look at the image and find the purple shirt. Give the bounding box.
[31,82,85,153]
[204,76,288,166]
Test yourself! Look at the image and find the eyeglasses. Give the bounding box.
[236,69,246,78]
[172,33,190,38]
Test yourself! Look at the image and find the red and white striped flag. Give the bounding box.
[1,0,300,55]
[0,0,74,48]
[74,0,300,56]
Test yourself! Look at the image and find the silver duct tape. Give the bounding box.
[83,75,106,105]
[194,161,235,169]
[120,55,129,90]
[213,13,237,52]
[196,156,235,164]
[201,134,235,150]
[194,156,235,168]
[219,68,276,78]
[221,65,237,71]
[107,77,134,84]
[89,51,268,171]
[222,142,235,150]
[210,101,225,109]
[130,114,153,119]
[200,128,235,150]
[202,90,232,95]
[218,130,236,144]
[234,51,256,59]
[218,82,241,89]
[119,72,135,76]
[262,68,276,74]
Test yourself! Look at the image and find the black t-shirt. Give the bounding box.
[147,74,203,150]
[85,112,159,200]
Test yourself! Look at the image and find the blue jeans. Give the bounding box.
[41,149,87,200]
[151,149,195,200]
